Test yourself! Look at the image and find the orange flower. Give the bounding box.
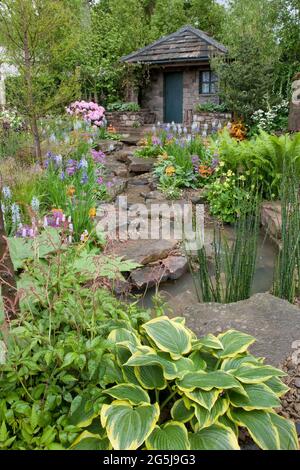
[165,166,176,176]
[89,207,97,218]
[199,165,213,177]
[67,186,76,197]
[138,138,148,147]
[159,152,169,160]
[51,208,63,213]
[107,125,116,134]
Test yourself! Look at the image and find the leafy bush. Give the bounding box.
[194,102,228,114]
[107,102,140,112]
[73,316,298,450]
[251,100,289,135]
[209,130,300,199]
[205,169,251,223]
[0,244,147,450]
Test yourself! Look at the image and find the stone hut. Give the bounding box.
[121,25,228,125]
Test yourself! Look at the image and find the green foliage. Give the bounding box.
[205,169,251,223]
[134,145,164,159]
[107,102,141,112]
[272,165,300,302]
[73,317,298,450]
[191,197,261,303]
[0,244,148,450]
[194,102,228,113]
[213,0,281,122]
[210,130,300,199]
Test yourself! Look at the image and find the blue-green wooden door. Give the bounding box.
[164,72,183,123]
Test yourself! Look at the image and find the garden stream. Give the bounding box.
[136,228,278,315]
[101,138,279,315]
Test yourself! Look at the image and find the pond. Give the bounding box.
[134,229,278,316]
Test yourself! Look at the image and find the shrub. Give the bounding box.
[0,244,146,450]
[107,102,140,112]
[194,102,228,114]
[251,100,289,135]
[73,316,298,450]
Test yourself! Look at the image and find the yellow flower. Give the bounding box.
[227,170,234,177]
[239,175,246,181]
[67,186,76,197]
[219,161,225,167]
[89,207,97,218]
[165,166,176,176]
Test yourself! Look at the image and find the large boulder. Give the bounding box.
[111,238,178,265]
[183,293,300,366]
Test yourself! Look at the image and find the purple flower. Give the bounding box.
[81,171,88,184]
[16,224,38,238]
[106,182,113,188]
[91,149,106,164]
[66,159,77,176]
[211,158,219,169]
[97,177,104,185]
[152,136,162,146]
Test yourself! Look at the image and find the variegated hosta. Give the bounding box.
[71,316,299,451]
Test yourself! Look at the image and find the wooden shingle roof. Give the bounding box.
[121,25,227,65]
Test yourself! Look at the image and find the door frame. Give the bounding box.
[163,70,183,123]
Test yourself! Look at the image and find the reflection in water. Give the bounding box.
[135,230,278,316]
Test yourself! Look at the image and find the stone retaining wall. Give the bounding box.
[106,110,156,128]
[192,111,232,133]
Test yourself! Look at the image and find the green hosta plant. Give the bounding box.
[73,316,298,451]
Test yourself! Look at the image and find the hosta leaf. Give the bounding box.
[184,389,220,411]
[189,424,240,450]
[192,334,224,351]
[193,397,229,430]
[188,351,207,371]
[269,413,299,450]
[135,365,167,390]
[125,347,177,379]
[142,316,192,359]
[229,408,279,450]
[103,384,150,405]
[220,355,262,371]
[264,376,290,397]
[101,400,159,450]
[146,422,190,450]
[71,431,110,450]
[218,414,238,437]
[108,328,141,352]
[171,399,194,423]
[232,364,286,384]
[228,383,281,410]
[216,330,255,358]
[177,371,244,392]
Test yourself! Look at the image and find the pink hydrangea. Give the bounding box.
[66,101,105,127]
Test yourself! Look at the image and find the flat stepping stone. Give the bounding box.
[111,239,178,265]
[183,293,300,366]
[128,156,156,174]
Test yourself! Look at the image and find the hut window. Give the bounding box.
[200,71,218,94]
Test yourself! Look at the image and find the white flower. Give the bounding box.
[2,186,11,199]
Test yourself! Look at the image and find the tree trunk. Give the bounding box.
[23,28,42,165]
[0,206,19,321]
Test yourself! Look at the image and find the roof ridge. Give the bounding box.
[121,24,227,63]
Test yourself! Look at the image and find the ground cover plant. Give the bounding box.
[71,316,298,450]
